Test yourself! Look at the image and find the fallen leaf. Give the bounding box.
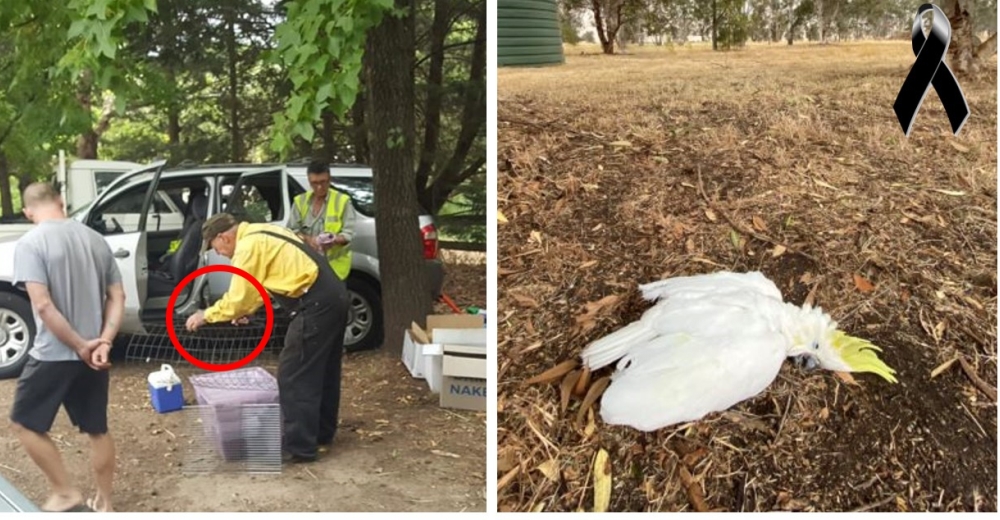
[896,496,909,512]
[498,211,509,224]
[497,451,516,473]
[574,367,592,397]
[577,376,610,427]
[608,140,633,148]
[560,369,581,412]
[579,260,598,269]
[772,244,787,257]
[932,321,947,342]
[932,188,966,196]
[729,229,743,250]
[948,141,970,153]
[513,294,540,308]
[685,237,696,253]
[818,407,830,420]
[431,449,460,458]
[752,215,768,232]
[704,208,718,222]
[853,273,875,294]
[930,357,959,378]
[814,179,839,191]
[583,408,597,439]
[593,449,611,513]
[524,359,579,385]
[536,459,560,482]
[529,230,543,244]
[575,295,621,333]
[835,371,859,385]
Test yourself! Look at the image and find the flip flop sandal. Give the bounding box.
[85,497,108,512]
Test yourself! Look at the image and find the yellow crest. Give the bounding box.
[831,331,898,383]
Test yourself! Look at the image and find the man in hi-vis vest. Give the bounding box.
[288,160,356,280]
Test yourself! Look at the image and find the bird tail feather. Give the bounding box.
[580,320,658,370]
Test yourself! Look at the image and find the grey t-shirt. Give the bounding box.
[12,219,121,362]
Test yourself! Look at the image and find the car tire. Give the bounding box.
[344,275,384,353]
[0,292,36,380]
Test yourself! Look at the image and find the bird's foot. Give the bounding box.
[792,354,819,371]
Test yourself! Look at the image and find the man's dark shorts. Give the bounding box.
[10,358,109,435]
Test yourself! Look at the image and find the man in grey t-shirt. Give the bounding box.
[9,183,126,513]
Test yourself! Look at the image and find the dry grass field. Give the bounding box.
[497,42,997,512]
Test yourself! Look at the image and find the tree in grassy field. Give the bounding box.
[564,0,645,54]
[941,0,998,76]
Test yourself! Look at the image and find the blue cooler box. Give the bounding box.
[148,364,185,413]
[149,383,184,413]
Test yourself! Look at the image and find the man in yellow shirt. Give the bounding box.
[184,213,349,463]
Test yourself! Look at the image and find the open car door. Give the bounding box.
[205,165,289,302]
[223,165,290,225]
[88,160,168,334]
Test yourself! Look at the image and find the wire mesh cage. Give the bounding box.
[179,367,284,474]
[125,311,289,367]
[180,404,282,474]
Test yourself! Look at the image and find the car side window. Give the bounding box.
[87,183,183,235]
[220,173,284,223]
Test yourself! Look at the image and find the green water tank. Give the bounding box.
[498,0,565,67]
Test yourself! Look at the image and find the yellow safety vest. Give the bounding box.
[294,191,352,280]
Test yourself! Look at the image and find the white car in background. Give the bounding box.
[0,161,445,379]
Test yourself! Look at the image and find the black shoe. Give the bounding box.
[282,451,317,464]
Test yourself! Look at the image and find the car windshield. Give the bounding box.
[69,201,92,220]
[331,177,375,216]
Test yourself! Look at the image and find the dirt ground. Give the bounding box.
[0,252,486,512]
[498,42,997,512]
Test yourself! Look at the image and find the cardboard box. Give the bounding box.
[403,314,485,393]
[440,344,487,411]
[401,325,427,379]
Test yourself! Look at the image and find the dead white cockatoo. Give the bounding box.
[580,271,897,432]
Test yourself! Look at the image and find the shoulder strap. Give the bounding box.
[249,230,325,272]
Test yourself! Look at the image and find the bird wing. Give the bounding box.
[638,271,783,304]
[581,291,782,371]
[598,330,787,432]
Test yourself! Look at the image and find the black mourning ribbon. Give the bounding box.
[893,4,970,137]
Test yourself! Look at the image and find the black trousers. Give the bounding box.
[278,287,349,459]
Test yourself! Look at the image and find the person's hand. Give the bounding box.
[90,342,112,371]
[77,338,110,370]
[231,316,250,326]
[186,310,207,332]
[332,234,348,246]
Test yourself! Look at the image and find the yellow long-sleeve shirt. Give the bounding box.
[204,222,319,323]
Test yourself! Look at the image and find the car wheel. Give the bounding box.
[0,292,36,380]
[344,276,383,353]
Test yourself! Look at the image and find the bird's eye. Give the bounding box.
[812,342,819,350]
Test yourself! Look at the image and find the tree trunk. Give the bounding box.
[76,90,115,159]
[591,0,614,54]
[0,152,12,218]
[365,0,431,355]
[712,0,718,50]
[817,0,825,43]
[167,105,181,146]
[978,31,997,57]
[419,0,485,215]
[943,0,978,75]
[226,3,242,162]
[415,0,450,202]
[351,88,369,164]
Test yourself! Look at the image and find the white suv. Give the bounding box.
[0,161,445,379]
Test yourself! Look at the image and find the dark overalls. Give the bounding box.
[252,230,350,459]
